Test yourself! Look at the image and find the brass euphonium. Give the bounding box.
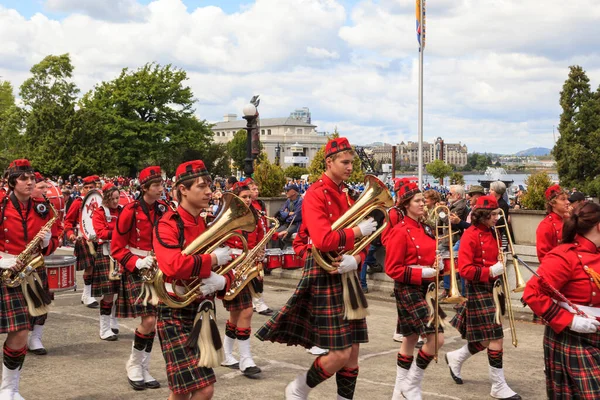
[153,193,258,308]
[2,195,58,288]
[495,208,526,292]
[311,174,394,270]
[223,213,279,301]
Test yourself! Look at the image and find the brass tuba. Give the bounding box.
[153,193,258,308]
[223,213,279,301]
[311,175,394,271]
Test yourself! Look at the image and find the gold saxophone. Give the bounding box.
[2,195,58,288]
[223,213,279,301]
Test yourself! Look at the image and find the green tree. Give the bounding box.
[449,172,465,185]
[426,159,453,185]
[284,165,308,179]
[307,130,364,183]
[19,54,79,174]
[552,65,599,190]
[521,172,553,210]
[254,158,286,197]
[226,129,266,171]
[0,81,24,168]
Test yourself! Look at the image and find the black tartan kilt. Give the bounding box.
[0,282,32,334]
[30,267,52,327]
[91,254,120,298]
[450,282,503,342]
[115,269,155,319]
[74,238,95,271]
[222,286,252,312]
[394,281,444,337]
[255,255,368,351]
[157,302,216,394]
[543,325,600,399]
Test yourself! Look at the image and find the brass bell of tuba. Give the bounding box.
[153,193,258,308]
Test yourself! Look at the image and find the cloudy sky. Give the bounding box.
[1,0,599,154]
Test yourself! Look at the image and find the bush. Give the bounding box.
[284,166,308,179]
[521,172,553,210]
[254,158,286,197]
[449,172,465,185]
[585,177,600,197]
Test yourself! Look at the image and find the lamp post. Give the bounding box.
[275,142,281,166]
[242,102,258,178]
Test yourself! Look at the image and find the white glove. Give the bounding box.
[490,261,505,277]
[357,217,377,237]
[200,272,227,296]
[135,256,154,270]
[212,246,233,266]
[41,231,52,248]
[0,257,15,270]
[337,254,358,274]
[421,267,437,279]
[570,315,600,333]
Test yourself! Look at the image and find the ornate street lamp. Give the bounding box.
[242,96,260,177]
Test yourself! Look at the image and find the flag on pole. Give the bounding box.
[416,0,426,50]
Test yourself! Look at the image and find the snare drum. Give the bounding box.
[282,248,302,269]
[265,249,282,270]
[45,255,77,292]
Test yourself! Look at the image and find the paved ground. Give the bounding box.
[3,272,548,400]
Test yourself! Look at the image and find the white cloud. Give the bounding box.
[0,0,599,155]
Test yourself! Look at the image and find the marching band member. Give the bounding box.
[536,184,569,262]
[384,181,444,400]
[64,175,101,308]
[0,160,59,399]
[256,137,376,400]
[446,195,521,400]
[523,201,600,399]
[220,182,263,376]
[245,178,273,316]
[91,183,122,341]
[153,160,234,400]
[112,166,166,391]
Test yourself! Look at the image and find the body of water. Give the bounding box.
[394,173,559,189]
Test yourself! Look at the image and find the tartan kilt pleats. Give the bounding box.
[115,269,155,319]
[450,281,503,342]
[0,283,32,334]
[394,281,444,337]
[222,286,252,312]
[74,238,95,271]
[543,325,600,400]
[255,255,368,351]
[157,303,216,394]
[91,254,120,298]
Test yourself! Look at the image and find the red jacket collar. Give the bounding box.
[320,173,345,193]
[574,234,599,254]
[548,211,563,221]
[403,215,421,228]
[177,206,203,225]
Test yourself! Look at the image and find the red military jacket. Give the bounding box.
[63,196,83,238]
[292,173,365,263]
[226,211,265,250]
[0,193,59,257]
[523,235,600,333]
[153,206,233,289]
[91,206,120,244]
[111,199,168,272]
[384,215,437,285]
[458,224,499,283]
[536,212,564,262]
[381,207,404,246]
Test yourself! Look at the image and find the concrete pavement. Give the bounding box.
[3,272,548,400]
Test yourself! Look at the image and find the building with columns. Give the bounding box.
[372,137,468,167]
[211,111,328,169]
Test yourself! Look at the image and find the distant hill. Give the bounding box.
[515,147,551,156]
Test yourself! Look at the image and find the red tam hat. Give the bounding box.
[175,160,209,186]
[474,195,499,210]
[545,184,563,201]
[139,166,162,186]
[242,177,255,186]
[102,182,117,192]
[324,137,352,158]
[394,177,410,192]
[397,182,420,200]
[231,181,249,193]
[5,159,33,178]
[34,172,44,183]
[82,176,97,185]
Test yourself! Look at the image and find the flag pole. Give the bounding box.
[417,0,425,189]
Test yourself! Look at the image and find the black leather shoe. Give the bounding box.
[86,301,99,309]
[242,366,262,377]
[145,380,161,389]
[101,335,118,342]
[111,328,119,334]
[445,354,463,384]
[222,362,239,370]
[128,379,146,391]
[28,347,47,356]
[497,395,521,400]
[258,308,273,316]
